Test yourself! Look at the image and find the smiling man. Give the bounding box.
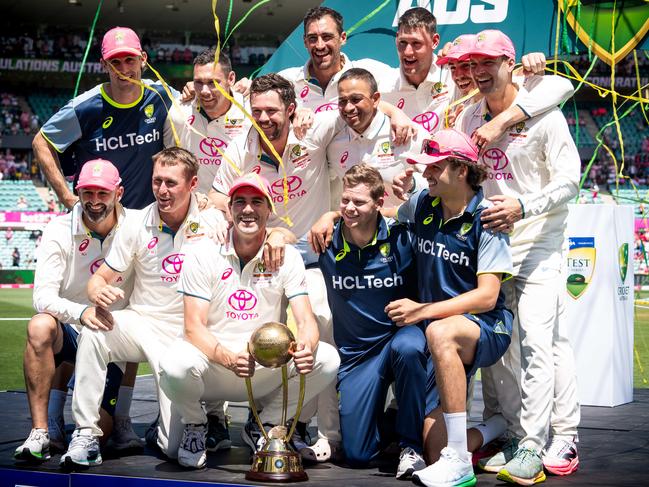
[59,148,224,470]
[33,27,177,210]
[166,48,251,194]
[159,173,339,469]
[317,164,434,479]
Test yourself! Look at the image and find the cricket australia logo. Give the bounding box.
[617,243,631,302]
[144,103,156,124]
[566,237,596,299]
[379,242,393,263]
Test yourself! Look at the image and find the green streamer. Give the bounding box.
[74,0,104,97]
[223,0,272,46]
[346,0,392,35]
[224,0,234,42]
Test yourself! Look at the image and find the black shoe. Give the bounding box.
[144,412,160,450]
[206,415,232,452]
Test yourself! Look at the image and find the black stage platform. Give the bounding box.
[1,377,648,487]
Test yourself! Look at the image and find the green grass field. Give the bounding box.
[0,288,648,390]
[0,289,151,391]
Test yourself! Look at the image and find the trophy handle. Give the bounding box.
[281,365,289,426]
[285,373,306,442]
[245,377,270,443]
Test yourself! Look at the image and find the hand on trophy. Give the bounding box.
[291,342,314,375]
[234,350,256,378]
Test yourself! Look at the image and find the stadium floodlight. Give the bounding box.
[68,0,82,5]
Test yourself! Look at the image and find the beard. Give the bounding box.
[83,202,114,223]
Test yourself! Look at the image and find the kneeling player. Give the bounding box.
[385,129,513,487]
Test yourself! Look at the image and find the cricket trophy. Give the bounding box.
[245,321,308,482]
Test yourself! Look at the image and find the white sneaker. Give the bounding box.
[412,447,476,487]
[178,423,207,469]
[110,416,144,450]
[14,428,50,462]
[396,446,426,479]
[60,430,102,470]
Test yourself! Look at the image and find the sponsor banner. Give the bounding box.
[0,211,62,224]
[0,58,103,73]
[565,204,634,407]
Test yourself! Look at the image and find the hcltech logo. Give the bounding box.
[566,237,596,299]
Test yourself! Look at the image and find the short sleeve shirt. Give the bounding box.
[166,92,251,193]
[318,216,419,376]
[40,81,178,209]
[397,188,513,319]
[179,233,308,352]
[104,195,222,328]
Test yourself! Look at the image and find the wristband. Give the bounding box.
[517,198,525,219]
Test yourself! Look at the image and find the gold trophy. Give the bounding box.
[245,322,308,482]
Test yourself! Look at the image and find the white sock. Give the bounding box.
[444,412,469,462]
[474,414,507,447]
[114,386,134,419]
[47,389,67,423]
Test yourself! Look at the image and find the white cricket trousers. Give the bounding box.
[71,309,183,458]
[482,253,581,452]
[159,339,340,454]
[301,267,342,444]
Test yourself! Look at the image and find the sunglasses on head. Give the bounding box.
[421,139,473,162]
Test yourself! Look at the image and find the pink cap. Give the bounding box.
[76,159,122,191]
[464,29,515,61]
[406,129,479,166]
[229,173,272,204]
[101,27,142,60]
[437,34,477,66]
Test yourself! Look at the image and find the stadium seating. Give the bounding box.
[28,92,72,127]
[0,180,47,211]
[0,230,38,269]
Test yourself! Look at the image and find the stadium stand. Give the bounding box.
[0,180,47,211]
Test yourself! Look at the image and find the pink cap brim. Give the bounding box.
[76,178,120,191]
[102,47,142,60]
[228,182,271,202]
[405,153,448,166]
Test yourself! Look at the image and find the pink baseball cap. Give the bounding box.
[101,27,142,60]
[437,34,477,66]
[406,129,479,166]
[76,159,122,191]
[463,29,516,61]
[229,173,272,205]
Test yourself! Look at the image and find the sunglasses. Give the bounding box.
[421,139,473,162]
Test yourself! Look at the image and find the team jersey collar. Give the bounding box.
[146,193,201,235]
[430,187,484,226]
[71,200,126,238]
[333,214,390,259]
[100,83,144,109]
[245,124,299,169]
[398,54,445,90]
[194,90,244,124]
[304,53,350,85]
[347,111,387,141]
[220,227,267,264]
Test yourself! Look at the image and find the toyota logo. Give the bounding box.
[221,268,233,280]
[199,137,227,157]
[162,253,185,274]
[271,176,302,196]
[315,103,338,113]
[90,258,104,274]
[412,111,439,132]
[228,289,257,311]
[482,148,509,171]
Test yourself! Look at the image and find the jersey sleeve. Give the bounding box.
[477,227,514,280]
[104,211,142,273]
[39,101,82,153]
[396,189,426,224]
[281,246,309,300]
[515,74,574,119]
[32,221,87,324]
[309,111,346,147]
[519,110,580,217]
[178,240,214,301]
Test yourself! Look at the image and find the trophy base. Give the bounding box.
[246,450,308,483]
